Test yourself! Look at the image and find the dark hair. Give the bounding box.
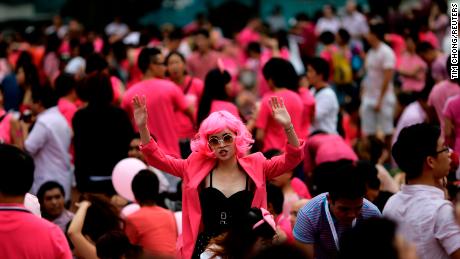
[45,33,61,54]
[82,194,123,243]
[252,243,308,259]
[354,136,385,165]
[15,51,34,72]
[208,207,276,258]
[54,73,76,98]
[339,218,398,259]
[194,28,210,38]
[328,161,367,201]
[169,28,184,41]
[360,161,380,190]
[416,41,435,54]
[32,84,58,109]
[137,47,162,73]
[267,183,284,215]
[369,23,386,42]
[96,230,144,259]
[337,28,351,44]
[392,123,441,180]
[165,50,186,72]
[197,68,232,126]
[37,181,65,204]
[84,72,113,106]
[247,41,261,55]
[85,53,109,74]
[0,41,8,58]
[319,31,335,45]
[131,169,159,205]
[262,58,299,91]
[0,144,35,196]
[307,57,330,81]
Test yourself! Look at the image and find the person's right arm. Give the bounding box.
[293,202,316,259]
[133,95,187,177]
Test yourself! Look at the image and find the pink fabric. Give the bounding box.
[140,138,305,259]
[291,177,311,199]
[174,76,204,139]
[298,88,316,138]
[443,95,460,154]
[43,53,60,82]
[253,208,276,231]
[57,98,77,128]
[303,133,358,173]
[236,27,260,48]
[428,80,460,137]
[187,50,220,80]
[93,37,104,53]
[122,78,189,158]
[110,76,123,104]
[419,31,440,50]
[0,204,72,259]
[276,214,294,243]
[398,53,427,92]
[431,54,449,82]
[386,34,406,67]
[125,206,177,256]
[210,100,241,121]
[0,110,12,144]
[255,89,303,152]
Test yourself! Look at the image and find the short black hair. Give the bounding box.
[247,41,261,55]
[85,53,109,74]
[131,169,159,204]
[54,73,76,98]
[194,28,210,38]
[32,84,58,109]
[361,161,380,190]
[339,218,398,259]
[392,123,441,180]
[262,58,299,91]
[37,181,65,204]
[169,28,184,40]
[137,47,162,73]
[337,28,351,44]
[369,23,386,41]
[307,57,330,81]
[319,31,335,45]
[0,144,35,196]
[416,41,435,54]
[328,161,367,201]
[267,183,284,215]
[85,72,113,106]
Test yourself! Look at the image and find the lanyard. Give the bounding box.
[324,198,356,251]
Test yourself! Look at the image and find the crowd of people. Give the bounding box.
[0,0,460,258]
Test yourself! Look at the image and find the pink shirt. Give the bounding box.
[303,133,358,173]
[57,98,77,128]
[291,177,312,199]
[432,54,449,82]
[187,50,220,80]
[125,206,177,256]
[210,100,241,121]
[398,53,427,92]
[236,27,260,48]
[110,76,124,104]
[255,89,303,152]
[140,138,305,259]
[122,78,189,158]
[428,80,460,137]
[174,76,204,139]
[0,204,72,259]
[443,95,460,153]
[298,88,316,138]
[0,110,12,144]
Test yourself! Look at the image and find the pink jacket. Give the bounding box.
[140,139,304,259]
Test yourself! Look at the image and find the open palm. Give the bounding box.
[269,96,291,128]
[132,95,148,129]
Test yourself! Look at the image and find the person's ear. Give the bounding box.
[426,155,436,169]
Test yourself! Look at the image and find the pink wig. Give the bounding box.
[191,110,254,158]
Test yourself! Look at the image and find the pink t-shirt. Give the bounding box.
[236,27,260,48]
[298,88,316,138]
[0,110,12,144]
[428,80,460,137]
[255,89,303,152]
[122,78,189,158]
[0,204,72,259]
[398,53,427,92]
[443,95,460,153]
[187,50,220,80]
[210,100,241,120]
[291,177,311,199]
[386,34,405,67]
[125,206,177,256]
[58,98,77,128]
[303,133,358,173]
[110,76,124,104]
[174,76,204,139]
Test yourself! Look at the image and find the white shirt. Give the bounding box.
[310,87,339,134]
[341,11,369,38]
[105,22,129,37]
[362,43,396,104]
[392,101,427,145]
[25,107,72,201]
[315,17,341,35]
[383,185,460,259]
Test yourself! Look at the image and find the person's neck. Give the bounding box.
[0,194,25,204]
[172,74,185,85]
[143,71,156,81]
[272,87,286,92]
[140,202,157,207]
[282,181,294,193]
[371,41,381,50]
[407,173,439,187]
[216,156,239,172]
[313,82,327,90]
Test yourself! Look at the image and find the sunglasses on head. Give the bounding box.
[208,134,234,147]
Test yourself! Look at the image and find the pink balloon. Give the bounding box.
[112,158,147,201]
[120,203,141,219]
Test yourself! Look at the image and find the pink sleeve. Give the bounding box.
[291,177,312,199]
[263,140,305,179]
[172,86,189,112]
[124,219,140,245]
[255,98,270,130]
[140,139,187,178]
[443,101,454,120]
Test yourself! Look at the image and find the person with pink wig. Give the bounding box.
[132,95,304,259]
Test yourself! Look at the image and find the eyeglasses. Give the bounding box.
[435,146,451,155]
[208,134,234,147]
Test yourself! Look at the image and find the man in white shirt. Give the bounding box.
[384,123,460,259]
[340,0,369,45]
[307,57,339,134]
[360,22,396,161]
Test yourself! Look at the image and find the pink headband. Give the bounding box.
[252,208,276,231]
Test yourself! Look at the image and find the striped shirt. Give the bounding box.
[293,193,381,258]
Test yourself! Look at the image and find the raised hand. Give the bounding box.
[132,95,148,129]
[269,96,291,128]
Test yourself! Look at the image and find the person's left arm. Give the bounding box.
[375,48,396,112]
[67,201,98,259]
